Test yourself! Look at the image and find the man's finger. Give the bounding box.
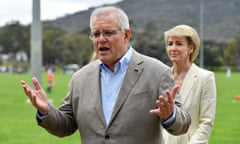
[21,80,31,96]
[32,77,42,90]
[170,85,180,100]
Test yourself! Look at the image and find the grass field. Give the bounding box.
[0,72,240,144]
[0,72,79,144]
[209,72,240,144]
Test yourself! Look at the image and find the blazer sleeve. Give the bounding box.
[38,77,78,137]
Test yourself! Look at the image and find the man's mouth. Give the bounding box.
[99,47,110,51]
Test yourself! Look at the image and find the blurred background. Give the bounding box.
[0,0,240,144]
[0,0,240,74]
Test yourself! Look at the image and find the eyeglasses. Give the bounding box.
[89,29,122,40]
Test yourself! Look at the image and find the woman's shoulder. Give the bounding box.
[192,63,215,78]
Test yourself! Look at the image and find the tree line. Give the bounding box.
[0,21,240,71]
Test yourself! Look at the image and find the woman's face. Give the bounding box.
[166,36,193,63]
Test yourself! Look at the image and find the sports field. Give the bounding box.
[0,72,239,144]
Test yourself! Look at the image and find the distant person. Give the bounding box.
[20,6,191,144]
[162,24,217,144]
[7,66,13,74]
[226,67,231,78]
[46,67,54,93]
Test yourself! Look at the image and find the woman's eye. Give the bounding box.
[176,43,183,46]
[167,42,173,46]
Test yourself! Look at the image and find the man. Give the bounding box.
[21,6,191,144]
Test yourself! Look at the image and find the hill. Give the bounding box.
[47,0,240,42]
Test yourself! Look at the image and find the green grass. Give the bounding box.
[209,72,240,144]
[0,72,79,144]
[0,72,240,144]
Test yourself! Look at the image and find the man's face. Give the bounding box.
[91,13,130,70]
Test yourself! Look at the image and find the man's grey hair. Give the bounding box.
[90,6,130,31]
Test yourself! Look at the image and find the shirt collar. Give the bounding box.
[99,46,133,73]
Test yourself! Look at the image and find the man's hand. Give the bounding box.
[150,85,179,120]
[21,77,49,114]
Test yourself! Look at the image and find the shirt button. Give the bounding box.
[105,135,110,139]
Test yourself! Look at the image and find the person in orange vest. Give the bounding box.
[46,67,54,93]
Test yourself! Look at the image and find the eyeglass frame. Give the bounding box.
[89,28,124,40]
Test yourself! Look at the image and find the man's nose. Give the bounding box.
[97,34,107,42]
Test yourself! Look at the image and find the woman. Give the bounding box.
[163,25,216,144]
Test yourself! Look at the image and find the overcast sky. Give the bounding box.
[0,0,122,27]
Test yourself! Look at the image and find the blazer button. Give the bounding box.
[105,135,110,139]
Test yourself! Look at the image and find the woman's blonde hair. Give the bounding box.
[164,25,200,62]
[89,51,98,63]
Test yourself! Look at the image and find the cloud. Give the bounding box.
[0,0,122,26]
[0,0,31,26]
[41,1,89,21]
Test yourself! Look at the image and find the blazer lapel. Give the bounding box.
[180,63,198,102]
[90,62,107,126]
[108,51,144,126]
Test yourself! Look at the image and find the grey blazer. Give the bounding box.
[39,50,191,144]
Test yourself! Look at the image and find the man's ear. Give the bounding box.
[124,29,131,42]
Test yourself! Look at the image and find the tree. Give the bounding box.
[42,25,66,65]
[132,21,171,65]
[224,40,239,67]
[63,30,92,65]
[203,40,226,68]
[223,29,240,69]
[0,21,30,54]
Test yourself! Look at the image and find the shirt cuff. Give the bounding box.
[162,106,176,128]
[36,105,49,123]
